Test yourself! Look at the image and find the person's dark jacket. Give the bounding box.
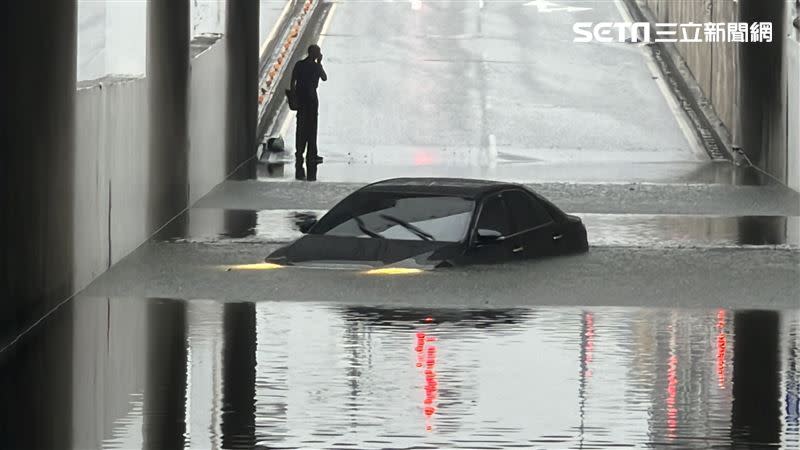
[291,57,327,104]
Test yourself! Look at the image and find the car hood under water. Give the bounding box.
[266,235,461,269]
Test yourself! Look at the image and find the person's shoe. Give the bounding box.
[295,172,306,181]
[306,176,317,182]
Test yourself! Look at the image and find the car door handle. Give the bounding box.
[552,233,563,241]
[513,246,524,253]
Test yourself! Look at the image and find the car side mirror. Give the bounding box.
[476,228,504,244]
[293,212,318,234]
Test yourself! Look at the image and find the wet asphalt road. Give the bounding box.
[3,1,800,449]
[303,0,704,169]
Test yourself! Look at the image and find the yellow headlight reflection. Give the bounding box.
[226,263,284,271]
[364,267,423,275]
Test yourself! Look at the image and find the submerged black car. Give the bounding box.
[265,178,588,269]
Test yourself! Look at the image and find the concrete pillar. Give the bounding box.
[143,299,188,449]
[731,310,781,445]
[226,0,260,178]
[1,0,77,345]
[739,0,788,182]
[147,0,190,231]
[221,302,257,448]
[0,301,74,448]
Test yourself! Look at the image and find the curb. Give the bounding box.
[620,0,734,161]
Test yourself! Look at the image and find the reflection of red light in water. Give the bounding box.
[415,328,438,431]
[584,313,595,378]
[415,333,426,367]
[666,354,678,438]
[716,309,727,388]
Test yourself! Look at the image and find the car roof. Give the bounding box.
[358,177,525,199]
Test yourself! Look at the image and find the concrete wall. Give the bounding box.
[640,0,738,143]
[632,0,799,191]
[72,36,237,296]
[3,0,262,348]
[785,1,800,192]
[74,77,150,290]
[711,0,740,146]
[189,39,230,204]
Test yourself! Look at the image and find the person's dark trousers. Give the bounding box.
[295,96,319,180]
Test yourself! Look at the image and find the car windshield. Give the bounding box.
[311,192,475,242]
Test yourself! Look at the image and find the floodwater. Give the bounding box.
[159,208,800,249]
[2,297,798,449]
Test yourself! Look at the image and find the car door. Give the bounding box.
[503,190,557,259]
[464,193,515,264]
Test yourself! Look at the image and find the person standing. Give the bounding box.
[291,44,327,181]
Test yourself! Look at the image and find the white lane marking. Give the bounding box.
[479,0,484,9]
[260,0,294,58]
[613,0,706,159]
[317,1,339,46]
[524,0,591,13]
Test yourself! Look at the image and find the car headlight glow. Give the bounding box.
[364,267,424,275]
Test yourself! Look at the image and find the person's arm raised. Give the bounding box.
[318,54,327,81]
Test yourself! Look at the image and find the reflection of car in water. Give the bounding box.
[266,178,588,269]
[338,305,532,330]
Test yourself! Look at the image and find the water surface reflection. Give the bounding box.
[152,207,800,249]
[1,297,799,449]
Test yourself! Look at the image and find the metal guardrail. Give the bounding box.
[257,0,317,123]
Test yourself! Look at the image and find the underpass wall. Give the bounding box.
[189,38,230,204]
[629,0,798,191]
[73,77,150,288]
[638,0,739,146]
[71,36,235,298]
[65,37,232,446]
[786,1,799,193]
[4,0,279,350]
